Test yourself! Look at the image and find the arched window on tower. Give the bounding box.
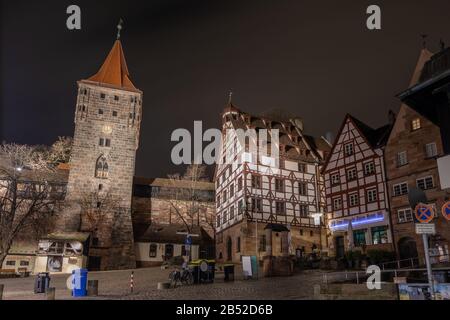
[95,156,109,179]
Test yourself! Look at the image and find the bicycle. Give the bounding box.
[168,267,194,288]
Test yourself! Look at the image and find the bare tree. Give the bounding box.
[48,137,72,166]
[79,191,121,234]
[0,143,61,267]
[164,164,212,234]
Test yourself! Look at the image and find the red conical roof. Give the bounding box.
[86,40,138,91]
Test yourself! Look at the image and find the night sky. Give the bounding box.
[1,0,450,179]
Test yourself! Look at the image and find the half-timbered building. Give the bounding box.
[215,103,331,263]
[323,114,394,259]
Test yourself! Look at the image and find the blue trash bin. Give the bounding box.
[72,269,88,297]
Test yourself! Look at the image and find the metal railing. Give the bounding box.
[379,257,420,270]
[322,267,450,285]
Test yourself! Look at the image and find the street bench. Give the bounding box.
[0,269,17,278]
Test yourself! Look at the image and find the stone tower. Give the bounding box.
[65,37,143,270]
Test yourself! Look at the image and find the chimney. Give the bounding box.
[324,132,334,145]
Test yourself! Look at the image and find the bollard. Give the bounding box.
[130,271,134,293]
[46,287,56,300]
[87,280,99,296]
[0,284,4,300]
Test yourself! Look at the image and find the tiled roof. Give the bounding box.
[134,223,213,245]
[348,115,392,148]
[84,40,138,92]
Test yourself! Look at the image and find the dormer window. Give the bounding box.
[411,118,421,131]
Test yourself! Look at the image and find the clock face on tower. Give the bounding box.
[102,125,113,135]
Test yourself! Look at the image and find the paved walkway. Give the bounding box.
[0,268,324,300]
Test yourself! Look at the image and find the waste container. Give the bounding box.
[34,273,51,294]
[72,269,88,297]
[224,264,235,282]
[189,260,216,284]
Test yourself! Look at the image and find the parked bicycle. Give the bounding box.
[168,266,194,288]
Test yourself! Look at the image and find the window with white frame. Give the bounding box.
[331,173,340,186]
[397,151,408,167]
[367,189,377,203]
[417,176,434,190]
[344,143,354,156]
[397,208,413,223]
[333,197,343,210]
[349,193,359,207]
[364,162,375,176]
[347,168,357,181]
[425,142,438,158]
[393,182,408,196]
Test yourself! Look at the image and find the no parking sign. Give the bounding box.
[414,203,435,224]
[442,201,450,221]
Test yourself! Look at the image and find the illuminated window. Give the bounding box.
[353,230,366,247]
[372,226,388,244]
[411,118,421,131]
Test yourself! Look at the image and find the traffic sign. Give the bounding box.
[442,201,450,221]
[415,204,435,224]
[185,235,193,246]
[416,223,436,235]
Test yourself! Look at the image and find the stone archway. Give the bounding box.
[398,237,419,261]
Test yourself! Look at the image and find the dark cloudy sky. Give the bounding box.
[1,0,450,178]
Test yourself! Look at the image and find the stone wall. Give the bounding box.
[385,104,450,264]
[64,81,142,270]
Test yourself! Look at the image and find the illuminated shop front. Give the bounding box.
[328,211,393,257]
